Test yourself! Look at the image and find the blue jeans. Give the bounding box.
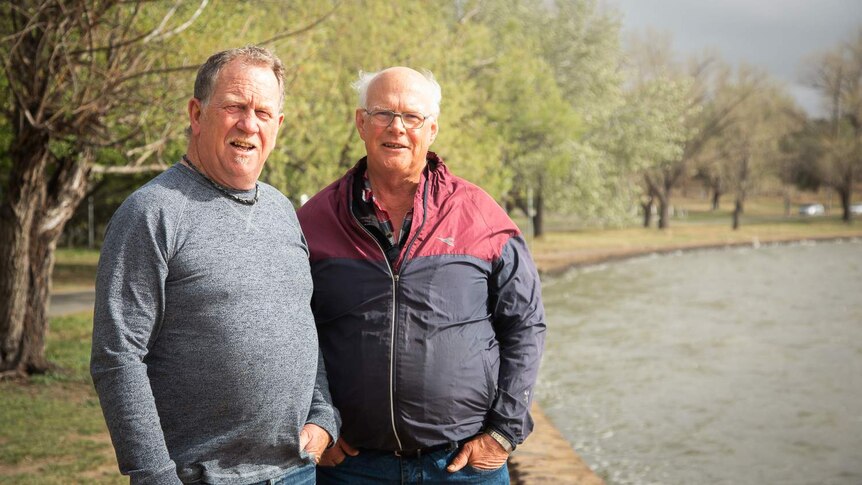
[316,448,509,484]
[248,464,316,485]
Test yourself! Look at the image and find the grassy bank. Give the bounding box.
[0,312,121,485]
[527,217,862,274]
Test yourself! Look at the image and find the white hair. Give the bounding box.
[353,68,442,116]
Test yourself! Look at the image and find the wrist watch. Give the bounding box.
[485,428,515,453]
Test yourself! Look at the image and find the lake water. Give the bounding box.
[536,239,862,485]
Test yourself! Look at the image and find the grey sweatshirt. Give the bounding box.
[91,164,338,485]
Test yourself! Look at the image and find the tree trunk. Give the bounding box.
[657,192,670,229]
[837,162,853,223]
[0,143,89,377]
[732,197,744,230]
[839,186,851,223]
[642,196,654,228]
[532,187,544,239]
[0,129,50,377]
[657,176,674,230]
[711,190,721,211]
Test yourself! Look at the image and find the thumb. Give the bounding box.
[446,446,470,473]
[299,428,311,451]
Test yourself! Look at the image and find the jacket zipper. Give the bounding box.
[348,175,430,452]
[348,213,404,450]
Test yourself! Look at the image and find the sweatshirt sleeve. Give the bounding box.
[304,349,341,444]
[486,235,547,446]
[90,198,182,485]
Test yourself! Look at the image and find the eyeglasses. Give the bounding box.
[364,109,431,129]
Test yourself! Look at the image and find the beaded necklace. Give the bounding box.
[182,155,259,206]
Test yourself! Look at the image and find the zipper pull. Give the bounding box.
[393,274,400,283]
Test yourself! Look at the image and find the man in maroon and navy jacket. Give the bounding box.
[297,66,546,484]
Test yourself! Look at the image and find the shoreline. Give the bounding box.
[508,232,861,485]
[533,233,862,277]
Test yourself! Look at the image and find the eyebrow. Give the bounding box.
[368,106,424,113]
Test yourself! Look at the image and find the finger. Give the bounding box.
[446,447,470,473]
[319,445,346,467]
[339,438,360,456]
[299,428,311,451]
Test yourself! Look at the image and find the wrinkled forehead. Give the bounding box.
[214,60,284,111]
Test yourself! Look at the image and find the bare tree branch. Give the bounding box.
[143,0,208,43]
[256,1,340,45]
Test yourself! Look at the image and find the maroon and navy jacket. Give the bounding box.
[297,153,546,451]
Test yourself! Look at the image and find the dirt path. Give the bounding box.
[48,289,95,317]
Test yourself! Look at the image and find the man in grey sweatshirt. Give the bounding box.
[90,46,338,485]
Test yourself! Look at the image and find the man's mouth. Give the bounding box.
[383,142,407,149]
[230,140,257,151]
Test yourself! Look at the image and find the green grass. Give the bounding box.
[0,312,123,485]
[55,248,101,266]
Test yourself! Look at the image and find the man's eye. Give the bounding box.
[224,105,241,113]
[403,113,423,123]
[256,110,272,120]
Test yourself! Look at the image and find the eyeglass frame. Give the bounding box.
[363,109,434,130]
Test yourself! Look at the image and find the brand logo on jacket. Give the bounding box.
[436,236,455,247]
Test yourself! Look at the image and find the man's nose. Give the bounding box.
[237,109,260,133]
[387,114,407,132]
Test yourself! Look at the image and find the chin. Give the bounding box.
[231,153,261,167]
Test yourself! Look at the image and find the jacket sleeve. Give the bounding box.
[90,200,182,485]
[296,224,341,444]
[486,235,546,446]
[305,348,341,445]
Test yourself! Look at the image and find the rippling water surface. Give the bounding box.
[537,240,862,485]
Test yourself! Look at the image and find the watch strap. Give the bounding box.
[485,428,515,453]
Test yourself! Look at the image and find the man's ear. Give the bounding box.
[428,116,439,145]
[355,108,367,141]
[188,98,203,135]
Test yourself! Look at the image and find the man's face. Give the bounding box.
[355,70,438,180]
[188,59,284,189]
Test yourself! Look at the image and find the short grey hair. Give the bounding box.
[353,68,442,116]
[194,45,285,112]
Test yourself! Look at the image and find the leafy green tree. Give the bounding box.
[255,1,511,205]
[642,52,760,229]
[609,29,695,227]
[461,0,624,236]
